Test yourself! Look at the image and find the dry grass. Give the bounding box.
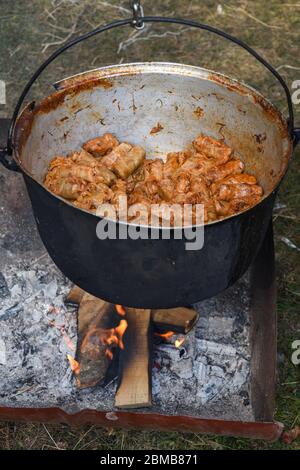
[0,0,299,450]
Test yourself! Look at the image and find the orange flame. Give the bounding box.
[175,337,185,348]
[78,319,128,366]
[155,331,175,340]
[114,319,128,349]
[103,319,127,358]
[68,317,129,382]
[106,333,119,346]
[67,354,80,375]
[115,304,126,316]
[105,349,114,360]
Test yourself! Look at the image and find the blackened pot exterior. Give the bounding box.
[13,63,292,308]
[24,173,275,308]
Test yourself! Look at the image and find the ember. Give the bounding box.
[175,337,185,348]
[115,304,126,316]
[67,354,80,375]
[105,349,113,361]
[61,328,76,352]
[49,320,76,351]
[114,319,127,350]
[154,331,175,340]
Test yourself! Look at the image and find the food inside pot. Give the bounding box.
[44,133,263,225]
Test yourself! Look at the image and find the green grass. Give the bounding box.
[0,0,299,450]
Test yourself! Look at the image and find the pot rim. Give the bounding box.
[13,61,293,229]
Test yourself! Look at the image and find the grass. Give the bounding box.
[0,0,299,450]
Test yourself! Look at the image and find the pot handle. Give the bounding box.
[1,11,300,171]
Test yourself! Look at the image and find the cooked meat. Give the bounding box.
[112,146,146,179]
[48,156,68,170]
[100,143,132,170]
[177,154,217,177]
[44,132,263,225]
[215,194,262,218]
[46,176,87,200]
[213,182,263,201]
[144,158,164,181]
[142,179,160,200]
[110,179,128,206]
[46,162,116,186]
[175,173,190,194]
[193,135,232,164]
[219,173,257,186]
[83,133,119,157]
[74,183,113,211]
[158,178,175,202]
[164,151,191,177]
[95,166,117,186]
[70,149,97,167]
[205,159,244,183]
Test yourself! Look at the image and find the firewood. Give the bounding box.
[78,293,111,338]
[76,294,118,389]
[115,308,152,409]
[65,286,198,334]
[151,307,198,334]
[77,331,111,389]
[65,285,85,305]
[65,286,199,398]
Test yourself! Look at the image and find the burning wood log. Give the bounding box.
[73,293,126,389]
[77,293,110,338]
[151,307,198,334]
[65,286,198,404]
[76,328,111,389]
[115,308,152,409]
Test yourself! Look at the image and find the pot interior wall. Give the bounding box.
[18,63,290,196]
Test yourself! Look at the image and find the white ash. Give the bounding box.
[0,339,6,365]
[0,250,253,420]
[151,273,253,420]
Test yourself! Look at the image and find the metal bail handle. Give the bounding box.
[131,0,145,30]
[2,12,299,172]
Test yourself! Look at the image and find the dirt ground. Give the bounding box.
[0,0,299,450]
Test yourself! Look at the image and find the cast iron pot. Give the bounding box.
[1,16,299,308]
